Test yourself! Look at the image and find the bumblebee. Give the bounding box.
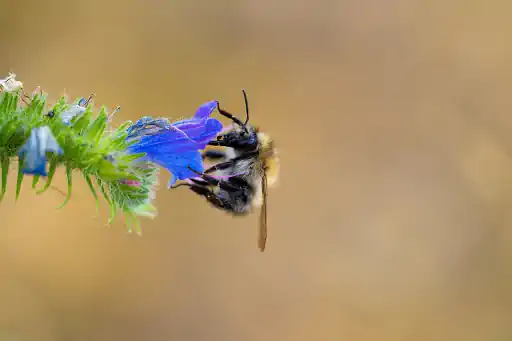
[174,90,279,252]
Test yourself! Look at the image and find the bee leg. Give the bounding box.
[189,178,210,186]
[169,178,206,189]
[224,176,250,188]
[170,181,211,196]
[207,140,235,147]
[202,150,226,161]
[204,160,236,174]
[204,194,235,211]
[179,181,235,211]
[206,176,242,192]
[187,166,241,191]
[187,184,213,197]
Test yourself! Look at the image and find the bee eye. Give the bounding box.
[216,135,223,141]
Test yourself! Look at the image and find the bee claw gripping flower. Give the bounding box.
[125,100,223,188]
[18,126,63,176]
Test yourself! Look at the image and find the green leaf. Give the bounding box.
[125,213,133,234]
[97,160,140,181]
[119,152,146,163]
[124,210,142,235]
[56,165,72,209]
[116,121,132,132]
[84,110,107,143]
[97,181,111,205]
[15,157,24,201]
[108,195,117,225]
[71,111,92,133]
[132,202,157,219]
[0,118,20,146]
[97,180,117,225]
[83,172,99,216]
[31,174,40,189]
[36,158,58,194]
[99,171,139,181]
[0,84,160,230]
[0,156,9,202]
[117,186,148,199]
[107,132,131,149]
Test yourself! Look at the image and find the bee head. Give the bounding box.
[217,123,258,151]
[214,89,261,151]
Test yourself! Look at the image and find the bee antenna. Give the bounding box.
[242,89,249,125]
[170,183,192,190]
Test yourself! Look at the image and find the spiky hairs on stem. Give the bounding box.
[0,89,158,234]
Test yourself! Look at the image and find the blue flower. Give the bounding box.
[125,116,173,139]
[56,95,99,125]
[59,97,88,125]
[18,126,63,176]
[126,100,223,187]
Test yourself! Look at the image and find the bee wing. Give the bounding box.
[258,172,268,252]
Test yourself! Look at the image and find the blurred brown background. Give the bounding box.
[0,0,512,340]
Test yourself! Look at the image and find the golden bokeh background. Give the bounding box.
[1,0,512,340]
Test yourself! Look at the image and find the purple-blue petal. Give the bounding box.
[172,117,223,145]
[193,100,218,121]
[18,126,63,176]
[127,128,192,152]
[129,118,223,154]
[171,101,218,131]
[21,156,49,176]
[145,150,204,187]
[125,100,222,184]
[192,118,224,147]
[128,134,200,156]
